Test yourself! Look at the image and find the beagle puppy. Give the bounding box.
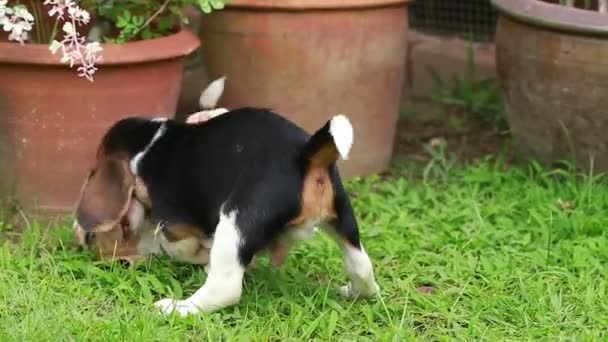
[74,77,380,317]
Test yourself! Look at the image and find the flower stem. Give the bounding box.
[50,17,60,42]
[33,0,49,43]
[31,1,43,43]
[133,0,171,38]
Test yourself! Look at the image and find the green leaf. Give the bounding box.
[122,9,132,21]
[133,15,145,27]
[325,310,339,338]
[136,276,152,301]
[199,2,212,13]
[145,274,166,295]
[116,16,128,28]
[168,276,183,298]
[210,0,226,10]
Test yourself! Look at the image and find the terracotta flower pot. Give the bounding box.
[492,0,608,170]
[0,29,200,214]
[200,0,411,178]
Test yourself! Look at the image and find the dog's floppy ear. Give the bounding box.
[75,157,135,233]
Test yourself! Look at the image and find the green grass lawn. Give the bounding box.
[1,157,607,340]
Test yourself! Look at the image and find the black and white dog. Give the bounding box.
[74,78,379,317]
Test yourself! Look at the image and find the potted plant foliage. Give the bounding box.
[0,0,225,213]
[198,0,412,179]
[492,0,608,170]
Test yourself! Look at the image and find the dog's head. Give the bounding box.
[73,76,229,262]
[73,155,150,263]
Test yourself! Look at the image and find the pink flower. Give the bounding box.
[1,5,33,44]
[45,0,102,81]
[1,0,101,80]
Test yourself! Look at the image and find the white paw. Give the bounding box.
[339,281,380,299]
[154,298,201,317]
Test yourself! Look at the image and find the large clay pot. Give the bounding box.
[492,0,608,169]
[0,29,200,214]
[200,0,411,178]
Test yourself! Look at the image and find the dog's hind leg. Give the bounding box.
[328,178,380,299]
[297,113,377,297]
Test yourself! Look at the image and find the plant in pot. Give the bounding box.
[491,0,608,171]
[198,0,412,179]
[0,0,226,215]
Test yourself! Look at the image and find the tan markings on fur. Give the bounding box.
[162,224,204,242]
[269,161,335,268]
[161,224,212,265]
[289,166,336,226]
[95,222,142,262]
[309,144,340,169]
[163,236,210,265]
[134,176,151,208]
[265,143,340,267]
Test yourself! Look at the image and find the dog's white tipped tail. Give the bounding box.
[199,76,226,109]
[300,114,354,168]
[329,114,354,160]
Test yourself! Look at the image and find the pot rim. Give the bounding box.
[492,0,608,36]
[225,0,412,10]
[0,28,200,66]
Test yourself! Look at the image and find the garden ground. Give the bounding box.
[0,101,607,340]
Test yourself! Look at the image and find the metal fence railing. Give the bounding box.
[409,0,499,42]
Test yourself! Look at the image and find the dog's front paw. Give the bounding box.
[154,298,201,317]
[339,281,380,299]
